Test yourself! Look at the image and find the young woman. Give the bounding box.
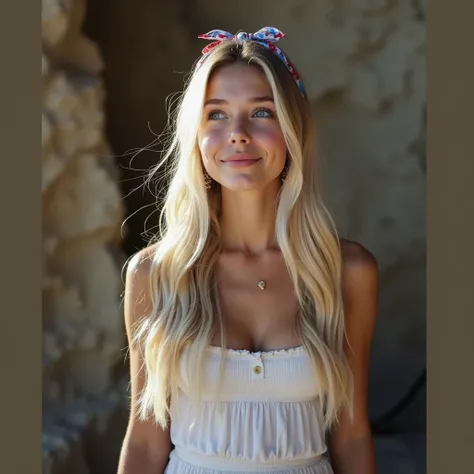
[118,27,378,474]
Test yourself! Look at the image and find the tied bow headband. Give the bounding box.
[196,26,305,95]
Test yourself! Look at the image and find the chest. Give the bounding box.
[212,251,301,351]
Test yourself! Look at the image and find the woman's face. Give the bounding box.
[197,63,287,192]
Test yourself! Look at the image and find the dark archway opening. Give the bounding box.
[83,0,196,257]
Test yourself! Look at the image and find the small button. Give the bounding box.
[253,365,262,374]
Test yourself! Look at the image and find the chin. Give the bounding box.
[223,182,261,192]
[221,177,280,193]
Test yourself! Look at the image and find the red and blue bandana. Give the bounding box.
[196,26,305,96]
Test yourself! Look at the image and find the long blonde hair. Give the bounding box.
[134,39,353,430]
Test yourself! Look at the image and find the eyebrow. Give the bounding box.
[203,96,275,107]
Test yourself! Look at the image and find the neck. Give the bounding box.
[219,182,280,256]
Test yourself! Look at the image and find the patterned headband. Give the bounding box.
[196,26,305,95]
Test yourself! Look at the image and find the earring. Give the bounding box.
[281,164,289,183]
[204,171,212,190]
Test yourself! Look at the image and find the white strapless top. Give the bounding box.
[165,345,333,473]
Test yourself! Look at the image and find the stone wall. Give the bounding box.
[42,0,127,473]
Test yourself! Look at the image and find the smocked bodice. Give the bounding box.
[164,345,333,473]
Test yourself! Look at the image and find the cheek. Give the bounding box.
[256,127,287,157]
[199,129,222,163]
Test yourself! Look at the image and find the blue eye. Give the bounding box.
[253,108,273,118]
[208,110,226,120]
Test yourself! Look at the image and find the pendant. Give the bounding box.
[258,280,266,290]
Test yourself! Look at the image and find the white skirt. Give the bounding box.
[164,448,334,474]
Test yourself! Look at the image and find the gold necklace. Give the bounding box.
[258,280,266,290]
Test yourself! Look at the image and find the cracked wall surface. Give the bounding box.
[42,0,127,472]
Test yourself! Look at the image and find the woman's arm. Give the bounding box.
[117,249,172,474]
[328,240,379,474]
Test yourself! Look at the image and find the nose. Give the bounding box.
[228,121,251,145]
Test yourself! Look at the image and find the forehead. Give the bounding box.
[205,64,273,100]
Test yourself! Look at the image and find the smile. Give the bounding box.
[221,154,262,168]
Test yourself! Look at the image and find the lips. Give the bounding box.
[221,154,261,167]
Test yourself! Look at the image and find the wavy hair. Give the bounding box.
[133,38,353,430]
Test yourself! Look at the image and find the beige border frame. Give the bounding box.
[1,0,42,472]
[428,0,474,473]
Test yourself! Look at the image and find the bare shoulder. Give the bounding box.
[337,237,378,356]
[126,243,159,282]
[124,243,160,330]
[339,238,378,280]
[338,238,378,318]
